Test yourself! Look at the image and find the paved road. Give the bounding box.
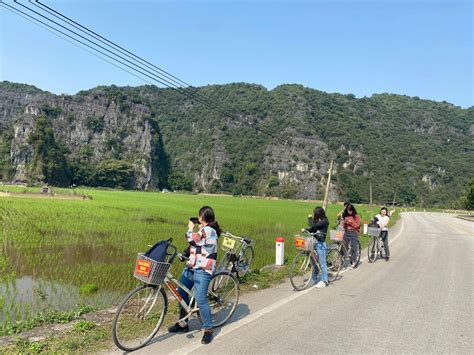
[126,213,473,354]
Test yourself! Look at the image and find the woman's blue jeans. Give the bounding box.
[311,241,328,283]
[177,267,213,329]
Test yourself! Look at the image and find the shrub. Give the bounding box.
[79,284,98,295]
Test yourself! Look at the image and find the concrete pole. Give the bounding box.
[369,182,373,205]
[323,159,334,211]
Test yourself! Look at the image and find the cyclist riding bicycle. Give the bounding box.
[167,206,221,345]
[302,206,329,288]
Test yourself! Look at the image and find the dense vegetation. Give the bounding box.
[1,81,472,207]
[459,178,474,210]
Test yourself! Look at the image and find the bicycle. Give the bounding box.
[112,238,239,352]
[367,226,386,262]
[289,231,342,291]
[329,229,361,268]
[217,232,255,278]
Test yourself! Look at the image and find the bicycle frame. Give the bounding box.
[161,271,200,324]
[237,241,252,259]
[218,232,255,277]
[161,267,229,325]
[334,239,350,255]
[374,234,385,252]
[301,248,321,273]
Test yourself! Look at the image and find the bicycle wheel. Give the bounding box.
[326,247,342,282]
[236,245,254,277]
[379,238,386,259]
[289,251,313,291]
[339,243,350,268]
[367,237,378,263]
[112,284,167,352]
[207,271,239,328]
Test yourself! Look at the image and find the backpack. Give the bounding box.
[144,240,170,262]
[368,216,379,228]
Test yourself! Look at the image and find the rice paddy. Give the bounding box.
[0,185,384,334]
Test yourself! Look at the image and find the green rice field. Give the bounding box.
[0,185,387,334]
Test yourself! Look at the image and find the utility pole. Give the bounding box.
[392,192,396,207]
[323,159,334,211]
[369,182,373,205]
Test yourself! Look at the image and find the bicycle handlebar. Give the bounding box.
[177,253,189,262]
[301,230,326,237]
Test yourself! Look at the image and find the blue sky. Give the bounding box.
[0,0,472,107]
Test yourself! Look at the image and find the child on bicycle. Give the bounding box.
[341,203,361,269]
[375,207,390,261]
[303,206,329,288]
[168,206,221,345]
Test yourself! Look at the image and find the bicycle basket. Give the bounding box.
[367,227,381,236]
[329,230,344,241]
[221,234,244,254]
[133,253,171,285]
[294,235,315,251]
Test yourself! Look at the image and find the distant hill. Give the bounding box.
[1,80,472,207]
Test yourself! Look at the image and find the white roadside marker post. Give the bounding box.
[275,237,285,266]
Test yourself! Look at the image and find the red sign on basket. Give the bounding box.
[295,237,305,248]
[135,259,151,277]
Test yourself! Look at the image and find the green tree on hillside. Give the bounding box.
[70,145,95,186]
[92,159,135,189]
[27,115,70,186]
[0,130,14,181]
[168,171,193,191]
[460,178,474,210]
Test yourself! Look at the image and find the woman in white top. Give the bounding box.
[375,207,390,261]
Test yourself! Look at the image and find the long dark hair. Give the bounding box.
[199,206,221,236]
[313,206,328,222]
[343,203,358,218]
[380,206,389,217]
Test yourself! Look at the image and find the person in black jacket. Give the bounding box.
[303,206,329,288]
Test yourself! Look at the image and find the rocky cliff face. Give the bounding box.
[1,81,472,205]
[1,83,166,189]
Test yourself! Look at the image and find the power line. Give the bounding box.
[0,3,157,87]
[3,0,285,141]
[33,0,200,90]
[32,0,282,139]
[4,1,257,134]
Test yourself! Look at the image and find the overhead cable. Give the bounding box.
[2,0,288,142]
